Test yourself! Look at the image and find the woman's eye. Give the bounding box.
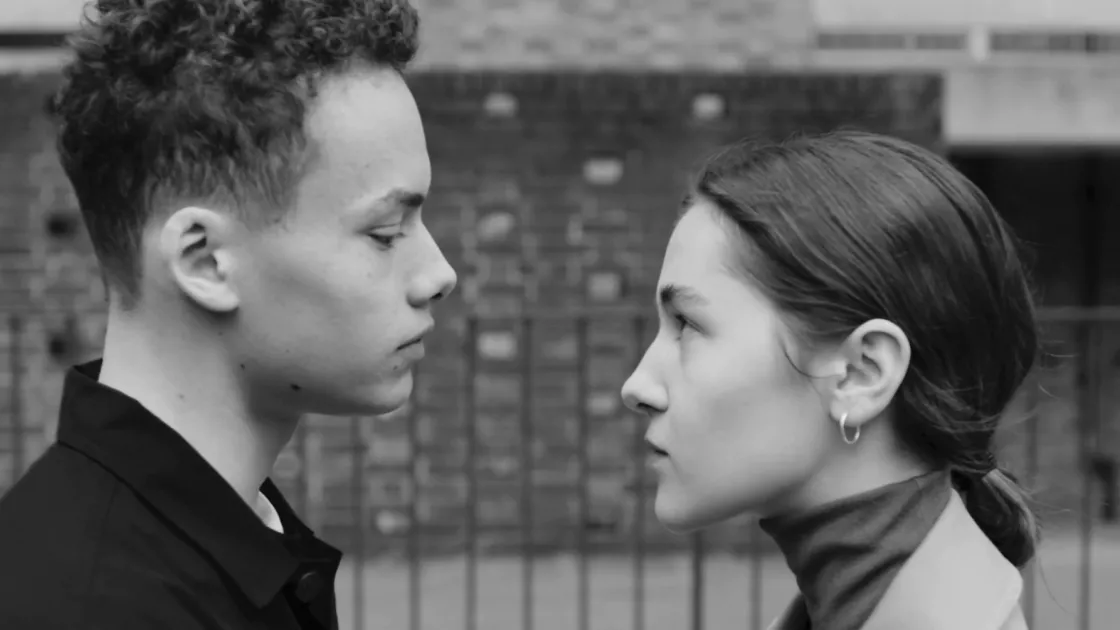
[672,314,695,338]
[369,230,404,248]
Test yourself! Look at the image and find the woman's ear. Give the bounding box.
[827,318,911,430]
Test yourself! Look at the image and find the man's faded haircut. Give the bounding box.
[49,0,421,307]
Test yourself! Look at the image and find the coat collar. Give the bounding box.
[55,360,341,609]
[768,491,1023,630]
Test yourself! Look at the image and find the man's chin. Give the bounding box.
[353,372,415,417]
[298,373,414,418]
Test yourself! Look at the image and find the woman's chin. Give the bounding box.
[654,490,753,533]
[654,496,713,533]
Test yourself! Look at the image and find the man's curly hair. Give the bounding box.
[50,0,420,305]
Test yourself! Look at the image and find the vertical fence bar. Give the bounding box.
[407,384,422,630]
[690,532,705,630]
[1077,324,1096,630]
[294,422,309,519]
[9,315,23,485]
[1021,374,1041,628]
[350,416,365,630]
[630,314,648,630]
[575,316,591,630]
[749,525,763,630]
[520,316,536,630]
[464,316,479,630]
[1077,154,1103,630]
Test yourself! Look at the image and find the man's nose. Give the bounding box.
[408,224,458,307]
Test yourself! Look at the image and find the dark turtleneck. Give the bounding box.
[758,470,952,630]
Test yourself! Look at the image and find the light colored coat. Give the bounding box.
[767,491,1027,630]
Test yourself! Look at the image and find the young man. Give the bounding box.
[0,1,455,628]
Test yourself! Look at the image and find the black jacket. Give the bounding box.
[0,361,342,629]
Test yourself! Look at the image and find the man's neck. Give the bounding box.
[97,311,298,506]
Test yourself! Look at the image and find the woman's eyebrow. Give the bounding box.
[658,283,708,311]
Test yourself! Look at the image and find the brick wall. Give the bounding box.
[409,0,812,70]
[299,71,949,553]
[0,0,1115,552]
[0,67,948,553]
[0,0,815,488]
[0,72,99,491]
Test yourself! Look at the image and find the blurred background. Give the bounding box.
[2,0,1119,629]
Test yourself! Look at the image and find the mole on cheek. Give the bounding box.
[290,383,302,391]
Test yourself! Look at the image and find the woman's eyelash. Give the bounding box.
[369,229,405,247]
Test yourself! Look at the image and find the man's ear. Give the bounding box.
[827,318,911,430]
[157,206,240,313]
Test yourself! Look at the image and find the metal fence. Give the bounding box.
[2,309,1118,630]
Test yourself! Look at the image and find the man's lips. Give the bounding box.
[398,325,433,350]
[645,438,668,457]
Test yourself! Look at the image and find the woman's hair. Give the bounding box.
[691,130,1040,568]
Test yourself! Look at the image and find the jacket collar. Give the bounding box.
[55,360,340,608]
[768,491,1022,630]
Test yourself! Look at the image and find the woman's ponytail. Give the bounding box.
[956,464,1039,569]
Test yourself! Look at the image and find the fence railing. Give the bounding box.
[2,309,1118,630]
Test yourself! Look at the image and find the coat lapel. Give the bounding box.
[765,597,808,630]
[861,491,1023,629]
[766,491,1023,630]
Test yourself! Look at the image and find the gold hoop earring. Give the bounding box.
[838,412,860,445]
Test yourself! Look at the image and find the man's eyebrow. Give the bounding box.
[658,283,708,311]
[382,189,426,209]
[352,188,427,219]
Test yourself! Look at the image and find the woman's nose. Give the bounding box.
[621,352,668,416]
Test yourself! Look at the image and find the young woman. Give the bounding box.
[621,131,1038,630]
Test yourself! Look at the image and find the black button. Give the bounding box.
[294,571,324,603]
